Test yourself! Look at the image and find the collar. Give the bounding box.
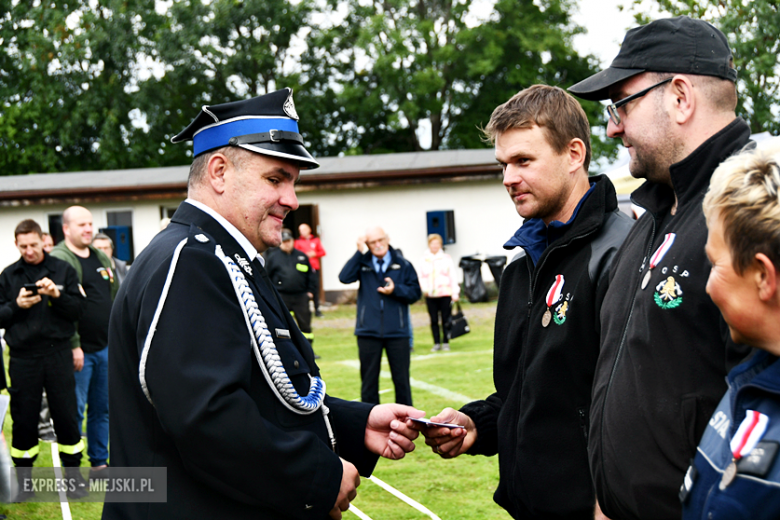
[631,118,752,214]
[503,181,597,265]
[184,199,261,266]
[372,253,391,272]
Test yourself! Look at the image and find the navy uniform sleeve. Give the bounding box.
[338,251,364,284]
[389,260,422,304]
[143,245,343,519]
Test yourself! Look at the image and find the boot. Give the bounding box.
[13,466,35,502]
[64,467,89,499]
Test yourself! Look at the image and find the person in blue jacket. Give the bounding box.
[339,227,422,406]
[681,140,780,519]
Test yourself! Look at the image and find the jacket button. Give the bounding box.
[294,361,299,368]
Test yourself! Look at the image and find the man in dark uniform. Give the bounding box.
[265,229,318,353]
[104,88,424,520]
[0,219,87,499]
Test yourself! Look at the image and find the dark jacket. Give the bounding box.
[682,350,780,520]
[460,175,633,519]
[0,252,83,359]
[338,246,421,338]
[265,247,317,295]
[591,118,754,520]
[103,202,377,520]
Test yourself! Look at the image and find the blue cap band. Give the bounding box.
[193,117,300,156]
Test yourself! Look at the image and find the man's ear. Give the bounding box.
[206,153,230,195]
[670,75,695,125]
[754,253,778,303]
[567,138,587,174]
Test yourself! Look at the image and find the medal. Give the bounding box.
[719,460,737,490]
[720,410,770,490]
[642,233,676,290]
[543,275,565,328]
[541,309,552,327]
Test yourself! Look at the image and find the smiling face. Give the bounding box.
[218,151,300,252]
[607,74,680,186]
[705,212,761,346]
[16,232,45,265]
[63,206,94,251]
[496,125,576,225]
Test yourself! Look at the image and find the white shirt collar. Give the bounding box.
[184,199,262,266]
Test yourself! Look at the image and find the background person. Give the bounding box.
[92,232,128,285]
[38,231,57,442]
[265,229,320,358]
[569,16,753,519]
[104,89,424,520]
[681,140,780,519]
[411,85,632,520]
[417,233,459,352]
[51,206,117,477]
[0,219,87,499]
[295,222,326,317]
[339,227,421,406]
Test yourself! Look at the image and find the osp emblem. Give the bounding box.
[553,299,569,325]
[654,276,683,309]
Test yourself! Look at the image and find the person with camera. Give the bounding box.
[0,219,87,499]
[339,227,421,406]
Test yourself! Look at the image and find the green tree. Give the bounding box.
[630,0,780,135]
[300,0,617,163]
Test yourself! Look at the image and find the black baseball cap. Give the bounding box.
[569,16,737,101]
[172,88,319,169]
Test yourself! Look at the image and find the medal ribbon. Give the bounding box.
[546,275,565,307]
[649,233,676,269]
[730,410,769,460]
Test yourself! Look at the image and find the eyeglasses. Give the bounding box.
[606,77,672,126]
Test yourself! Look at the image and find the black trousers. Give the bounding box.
[8,348,82,467]
[357,336,412,406]
[425,296,452,345]
[280,292,312,341]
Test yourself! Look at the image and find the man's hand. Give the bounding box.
[408,408,477,458]
[356,236,367,254]
[73,347,84,372]
[330,458,359,520]
[365,404,425,460]
[35,277,60,299]
[377,277,394,295]
[16,287,41,309]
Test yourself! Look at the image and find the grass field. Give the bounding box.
[0,300,511,520]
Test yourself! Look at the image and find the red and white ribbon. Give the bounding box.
[730,410,769,460]
[546,275,565,308]
[649,233,676,269]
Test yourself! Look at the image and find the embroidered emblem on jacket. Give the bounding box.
[654,276,683,309]
[234,253,253,276]
[553,300,569,325]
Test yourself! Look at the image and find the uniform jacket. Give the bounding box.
[265,247,317,295]
[460,175,633,519]
[0,253,83,359]
[682,350,780,520]
[338,247,422,339]
[418,250,459,298]
[103,202,377,520]
[294,236,326,271]
[591,118,754,520]
[51,241,118,350]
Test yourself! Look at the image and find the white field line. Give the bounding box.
[338,359,478,404]
[368,476,442,520]
[348,504,374,519]
[50,442,73,520]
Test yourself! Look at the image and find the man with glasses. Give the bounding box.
[569,16,752,520]
[339,227,421,406]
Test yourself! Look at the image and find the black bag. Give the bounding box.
[449,302,470,339]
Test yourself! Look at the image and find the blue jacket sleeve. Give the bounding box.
[389,261,422,304]
[338,251,364,284]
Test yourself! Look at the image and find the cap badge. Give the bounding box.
[283,90,299,121]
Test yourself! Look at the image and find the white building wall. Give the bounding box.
[0,181,520,293]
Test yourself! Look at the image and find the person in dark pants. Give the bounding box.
[339,227,422,405]
[0,219,88,500]
[295,223,326,317]
[265,229,319,357]
[418,233,460,352]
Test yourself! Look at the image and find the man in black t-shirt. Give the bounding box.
[51,206,118,478]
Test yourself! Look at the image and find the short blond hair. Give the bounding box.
[427,233,443,246]
[704,139,780,274]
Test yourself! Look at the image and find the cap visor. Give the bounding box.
[239,142,320,170]
[568,67,645,101]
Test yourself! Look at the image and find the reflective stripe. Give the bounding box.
[58,439,85,455]
[303,332,314,340]
[11,445,40,459]
[295,263,309,272]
